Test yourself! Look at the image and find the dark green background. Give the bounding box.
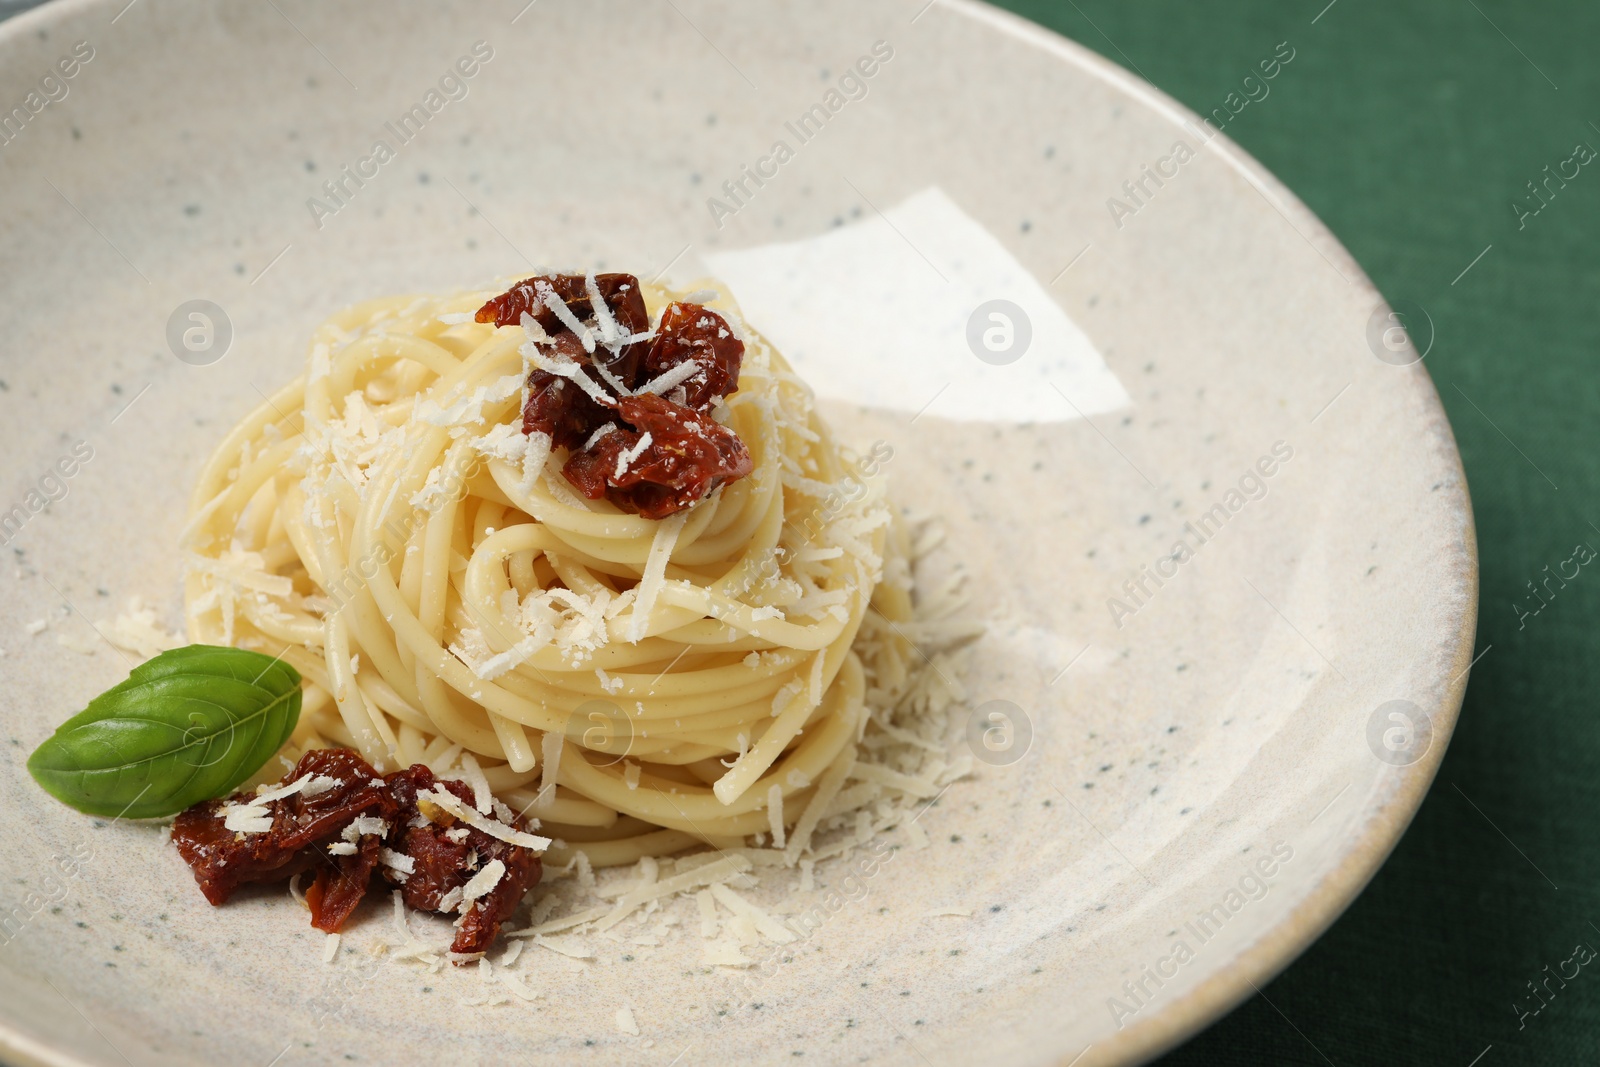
[987,0,1598,1064]
[3,0,1593,1063]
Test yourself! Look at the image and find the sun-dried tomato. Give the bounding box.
[382,764,542,957]
[564,394,753,520]
[476,272,648,340]
[476,273,753,517]
[304,834,382,933]
[641,301,743,410]
[171,749,542,960]
[171,748,395,909]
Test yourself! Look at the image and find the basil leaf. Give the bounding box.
[26,645,302,819]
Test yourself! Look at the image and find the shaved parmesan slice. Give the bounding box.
[533,934,593,960]
[380,848,415,875]
[594,855,754,933]
[583,422,618,450]
[627,511,688,642]
[472,636,539,681]
[500,971,539,1001]
[519,854,752,938]
[461,860,507,908]
[696,890,719,938]
[254,772,323,804]
[419,788,552,851]
[849,762,940,798]
[540,287,595,353]
[708,883,795,944]
[221,803,273,834]
[450,751,495,814]
[537,732,563,807]
[613,432,653,480]
[635,359,701,397]
[585,272,622,347]
[575,851,595,890]
[702,941,750,967]
[344,816,388,841]
[102,598,182,660]
[766,783,786,850]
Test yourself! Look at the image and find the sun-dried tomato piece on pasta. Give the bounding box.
[563,393,753,520]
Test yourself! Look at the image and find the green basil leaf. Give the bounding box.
[26,645,302,819]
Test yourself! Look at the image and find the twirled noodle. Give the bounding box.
[183,280,930,867]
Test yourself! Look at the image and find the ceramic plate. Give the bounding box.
[0,1,1476,1064]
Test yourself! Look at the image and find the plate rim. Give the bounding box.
[939,3,1478,1064]
[0,1,1480,1065]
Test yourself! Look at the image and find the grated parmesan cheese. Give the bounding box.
[766,783,786,849]
[626,511,687,642]
[532,934,593,960]
[702,941,751,967]
[460,859,507,909]
[380,848,415,875]
[709,884,795,945]
[500,971,539,1001]
[344,816,388,841]
[221,802,273,834]
[451,751,495,814]
[613,432,653,480]
[696,889,719,938]
[419,788,551,851]
[635,359,701,397]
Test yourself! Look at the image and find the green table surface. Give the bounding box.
[2,2,1593,1065]
[988,1,1598,1064]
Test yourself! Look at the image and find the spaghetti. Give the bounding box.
[182,276,949,870]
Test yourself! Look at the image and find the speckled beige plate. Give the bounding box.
[0,1,1476,1065]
